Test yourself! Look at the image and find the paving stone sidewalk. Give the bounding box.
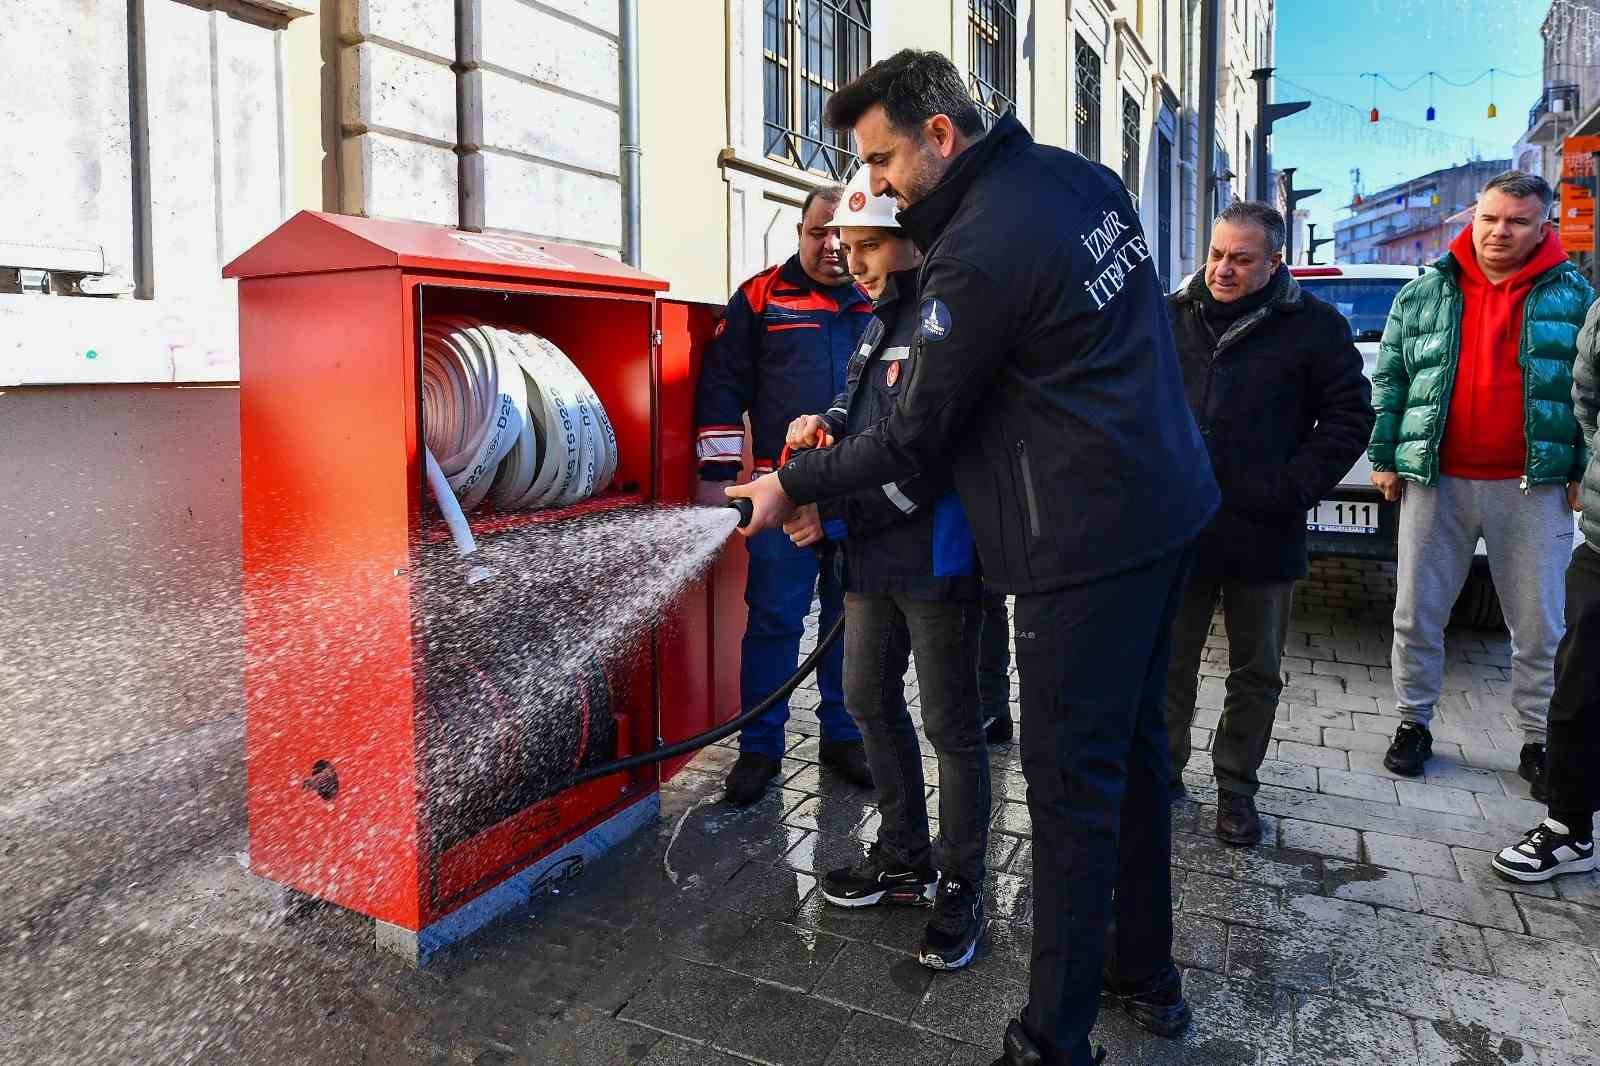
[10,559,1599,1065]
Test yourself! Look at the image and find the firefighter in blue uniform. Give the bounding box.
[695,185,876,806]
[782,168,990,971]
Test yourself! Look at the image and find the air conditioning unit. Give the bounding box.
[0,238,133,297]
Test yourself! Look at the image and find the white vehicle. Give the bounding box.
[1291,263,1505,629]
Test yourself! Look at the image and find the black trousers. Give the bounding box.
[842,592,990,883]
[1163,576,1294,797]
[979,592,1012,720]
[1015,547,1191,1066]
[1548,542,1600,838]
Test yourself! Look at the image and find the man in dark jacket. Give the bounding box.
[695,186,876,806]
[782,169,990,970]
[1164,202,1374,847]
[728,50,1219,1066]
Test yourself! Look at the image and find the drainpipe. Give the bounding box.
[620,0,642,268]
[1195,0,1220,262]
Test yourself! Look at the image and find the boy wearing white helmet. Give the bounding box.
[781,168,991,971]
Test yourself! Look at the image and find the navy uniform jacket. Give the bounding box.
[778,113,1219,594]
[817,268,979,600]
[695,255,873,480]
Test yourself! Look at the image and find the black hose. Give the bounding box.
[564,611,846,788]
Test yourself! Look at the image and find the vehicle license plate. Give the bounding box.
[1307,499,1378,534]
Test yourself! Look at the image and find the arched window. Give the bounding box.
[968,1,1017,126]
[763,0,872,178]
[1121,93,1142,205]
[1075,37,1102,161]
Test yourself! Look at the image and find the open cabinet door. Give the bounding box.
[654,299,748,783]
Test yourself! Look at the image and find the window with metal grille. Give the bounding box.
[1074,36,1101,161]
[1122,92,1141,204]
[968,0,1016,126]
[763,0,872,179]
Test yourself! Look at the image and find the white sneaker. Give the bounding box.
[1492,819,1597,883]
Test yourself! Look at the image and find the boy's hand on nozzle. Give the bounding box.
[785,414,834,451]
[783,504,824,548]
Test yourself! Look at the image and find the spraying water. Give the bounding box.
[0,502,738,1063]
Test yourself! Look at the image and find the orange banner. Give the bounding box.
[1560,194,1595,252]
[1562,136,1600,180]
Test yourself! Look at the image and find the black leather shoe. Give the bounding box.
[983,710,1014,744]
[723,752,781,807]
[1216,790,1262,846]
[1103,963,1192,1039]
[990,1019,1044,1066]
[1519,743,1549,804]
[819,739,874,789]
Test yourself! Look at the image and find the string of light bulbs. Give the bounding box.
[1357,69,1509,124]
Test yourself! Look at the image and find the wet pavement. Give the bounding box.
[8,558,1600,1065]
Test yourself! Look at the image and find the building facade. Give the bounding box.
[1333,159,1510,266]
[2,0,1277,385]
[641,0,1275,303]
[1516,0,1600,190]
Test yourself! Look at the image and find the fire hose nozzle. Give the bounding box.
[727,497,754,529]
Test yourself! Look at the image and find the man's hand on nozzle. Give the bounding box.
[724,472,797,536]
[1371,471,1404,503]
[785,414,834,451]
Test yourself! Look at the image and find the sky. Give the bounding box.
[1271,0,1558,236]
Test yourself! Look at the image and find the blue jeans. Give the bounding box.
[738,529,855,758]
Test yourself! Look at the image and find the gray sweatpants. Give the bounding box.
[1393,476,1574,743]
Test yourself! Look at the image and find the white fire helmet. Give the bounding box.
[826,167,900,229]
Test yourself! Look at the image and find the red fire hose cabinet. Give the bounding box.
[225,212,743,963]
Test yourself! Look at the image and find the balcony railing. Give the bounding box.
[1528,83,1581,131]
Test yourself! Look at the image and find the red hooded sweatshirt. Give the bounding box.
[1439,224,1570,480]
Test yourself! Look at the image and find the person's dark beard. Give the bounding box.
[896,142,949,206]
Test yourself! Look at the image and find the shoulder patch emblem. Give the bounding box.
[918,298,952,342]
[886,361,901,387]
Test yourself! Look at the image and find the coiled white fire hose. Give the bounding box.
[421,316,618,581]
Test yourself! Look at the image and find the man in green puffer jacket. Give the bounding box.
[1369,171,1595,797]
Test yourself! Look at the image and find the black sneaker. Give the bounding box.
[919,874,983,970]
[1518,743,1549,804]
[723,752,781,807]
[983,711,1014,744]
[1492,819,1596,883]
[820,844,937,908]
[1215,790,1262,847]
[819,739,874,789]
[1102,963,1192,1039]
[1383,722,1433,776]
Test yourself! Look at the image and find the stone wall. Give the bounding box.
[341,0,624,254]
[0,0,296,387]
